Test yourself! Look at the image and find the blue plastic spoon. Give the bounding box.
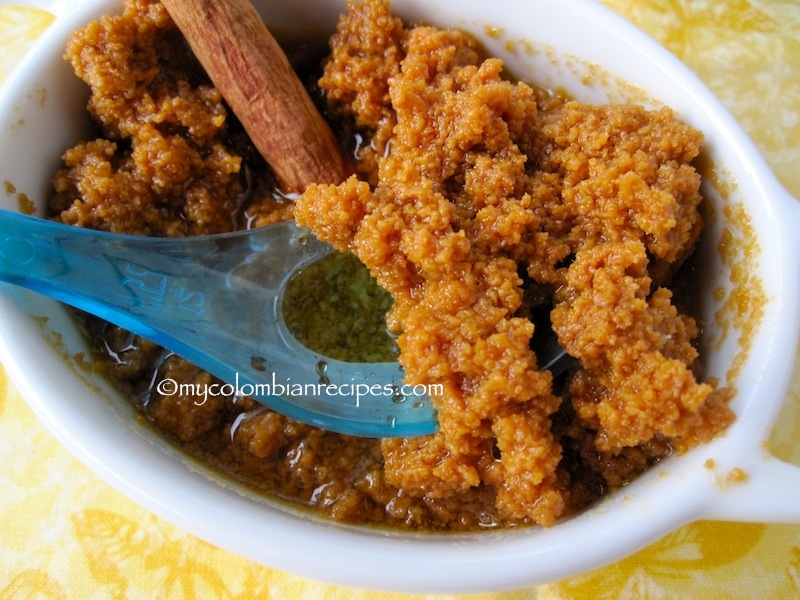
[0,210,437,438]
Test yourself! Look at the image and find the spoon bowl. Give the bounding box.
[0,210,436,437]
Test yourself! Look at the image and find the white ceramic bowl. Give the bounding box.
[1,0,799,594]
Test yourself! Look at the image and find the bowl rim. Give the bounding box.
[1,0,799,594]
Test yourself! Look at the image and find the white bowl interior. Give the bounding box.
[0,0,797,593]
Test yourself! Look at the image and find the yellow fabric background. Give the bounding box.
[1,1,799,597]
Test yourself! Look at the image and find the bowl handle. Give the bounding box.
[702,452,800,523]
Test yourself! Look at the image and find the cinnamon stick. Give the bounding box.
[160,0,349,193]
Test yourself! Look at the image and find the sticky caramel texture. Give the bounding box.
[54,0,734,530]
[50,0,293,235]
[297,0,733,526]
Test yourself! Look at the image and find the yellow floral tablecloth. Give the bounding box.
[1,1,799,597]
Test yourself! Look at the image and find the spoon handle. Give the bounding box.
[0,211,437,437]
